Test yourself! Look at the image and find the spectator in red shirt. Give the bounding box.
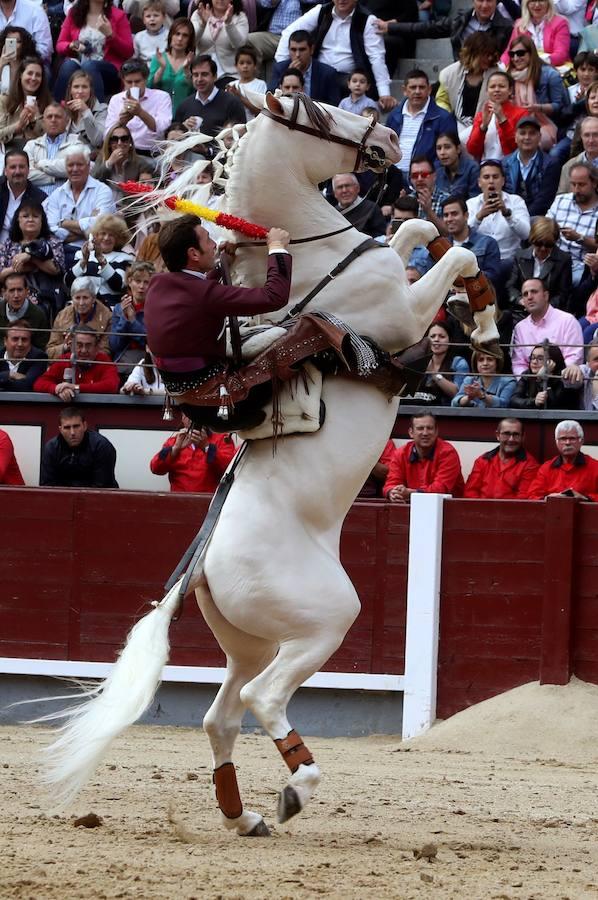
[464,417,539,499]
[33,325,119,399]
[527,420,598,501]
[383,412,464,501]
[150,415,236,493]
[0,428,24,485]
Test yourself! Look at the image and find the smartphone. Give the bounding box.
[26,95,36,107]
[5,37,17,56]
[389,218,402,235]
[129,86,140,100]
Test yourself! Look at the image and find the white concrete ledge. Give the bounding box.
[0,658,404,693]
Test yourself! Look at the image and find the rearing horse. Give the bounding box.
[41,93,497,835]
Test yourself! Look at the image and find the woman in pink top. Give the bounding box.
[500,0,571,68]
[54,0,134,102]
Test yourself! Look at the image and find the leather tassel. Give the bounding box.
[162,394,174,421]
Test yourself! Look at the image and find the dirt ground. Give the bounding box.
[2,680,598,900]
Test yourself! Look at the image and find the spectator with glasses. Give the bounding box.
[105,57,172,155]
[92,123,155,202]
[506,217,573,318]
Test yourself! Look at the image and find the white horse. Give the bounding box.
[41,93,498,835]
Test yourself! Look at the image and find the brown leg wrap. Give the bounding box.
[461,272,497,313]
[426,235,453,261]
[274,729,315,774]
[213,762,243,820]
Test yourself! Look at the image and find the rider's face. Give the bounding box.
[190,224,217,270]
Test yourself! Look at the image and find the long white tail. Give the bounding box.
[41,580,182,810]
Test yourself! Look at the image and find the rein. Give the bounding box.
[235,223,353,249]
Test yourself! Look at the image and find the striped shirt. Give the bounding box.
[546,192,598,280]
[397,99,429,174]
[260,0,302,35]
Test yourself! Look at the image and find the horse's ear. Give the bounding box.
[265,91,285,117]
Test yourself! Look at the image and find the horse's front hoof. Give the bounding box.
[277,785,302,823]
[244,819,271,837]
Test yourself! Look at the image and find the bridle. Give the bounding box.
[260,92,388,174]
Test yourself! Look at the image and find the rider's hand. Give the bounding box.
[266,228,290,251]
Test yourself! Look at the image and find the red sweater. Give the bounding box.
[150,432,237,493]
[526,453,598,501]
[56,8,134,70]
[33,352,120,394]
[0,429,24,485]
[384,438,464,498]
[466,101,527,161]
[464,446,539,499]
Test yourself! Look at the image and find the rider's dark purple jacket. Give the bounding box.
[144,252,292,373]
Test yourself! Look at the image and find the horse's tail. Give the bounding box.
[40,579,182,811]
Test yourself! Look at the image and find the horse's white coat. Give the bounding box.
[41,94,496,830]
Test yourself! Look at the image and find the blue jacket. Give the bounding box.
[449,228,501,285]
[434,155,480,198]
[387,99,457,166]
[267,58,341,106]
[452,374,516,408]
[535,64,568,114]
[502,149,560,216]
[109,303,146,361]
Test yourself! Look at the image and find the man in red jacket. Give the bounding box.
[150,416,237,493]
[383,412,464,501]
[464,418,539,499]
[34,325,120,399]
[527,420,598,501]
[0,428,24,485]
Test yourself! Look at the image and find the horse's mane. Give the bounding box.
[296,93,334,141]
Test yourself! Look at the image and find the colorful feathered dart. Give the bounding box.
[119,181,269,239]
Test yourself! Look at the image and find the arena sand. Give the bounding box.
[2,678,598,899]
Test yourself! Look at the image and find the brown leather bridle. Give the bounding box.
[261,92,388,173]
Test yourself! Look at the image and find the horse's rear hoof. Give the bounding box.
[277,785,302,823]
[245,819,270,837]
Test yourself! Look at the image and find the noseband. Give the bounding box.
[261,93,387,173]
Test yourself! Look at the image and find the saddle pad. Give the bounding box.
[238,363,323,441]
[226,325,288,361]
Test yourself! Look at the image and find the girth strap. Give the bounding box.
[287,237,385,318]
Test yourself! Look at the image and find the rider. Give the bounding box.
[144,214,292,428]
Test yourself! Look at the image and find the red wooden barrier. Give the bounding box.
[2,488,598,721]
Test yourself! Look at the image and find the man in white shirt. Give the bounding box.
[275,0,395,111]
[467,158,530,282]
[43,144,116,267]
[0,0,52,62]
[23,104,80,197]
[386,69,457,174]
[105,58,172,154]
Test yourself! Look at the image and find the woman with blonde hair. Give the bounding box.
[65,213,134,308]
[46,276,112,359]
[63,70,107,148]
[506,216,573,317]
[436,32,499,143]
[505,33,566,149]
[501,0,571,68]
[0,57,51,149]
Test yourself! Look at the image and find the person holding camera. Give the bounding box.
[466,158,530,285]
[150,413,236,493]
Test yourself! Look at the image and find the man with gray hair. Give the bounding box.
[527,420,598,500]
[332,172,386,239]
[43,144,116,267]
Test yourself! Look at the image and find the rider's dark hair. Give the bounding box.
[158,213,202,271]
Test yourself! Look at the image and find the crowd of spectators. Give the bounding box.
[1,0,598,491]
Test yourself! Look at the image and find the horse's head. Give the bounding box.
[262,92,401,183]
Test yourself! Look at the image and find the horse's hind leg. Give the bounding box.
[239,581,360,824]
[195,577,277,836]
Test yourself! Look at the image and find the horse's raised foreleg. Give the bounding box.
[195,577,277,836]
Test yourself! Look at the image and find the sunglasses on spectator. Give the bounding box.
[509,49,528,58]
[110,135,131,143]
[533,240,555,249]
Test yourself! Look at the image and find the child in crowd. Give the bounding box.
[563,341,598,410]
[134,0,168,65]
[568,50,598,102]
[231,45,266,94]
[339,69,378,116]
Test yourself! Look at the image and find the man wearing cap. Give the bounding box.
[503,116,561,217]
[466,158,530,282]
